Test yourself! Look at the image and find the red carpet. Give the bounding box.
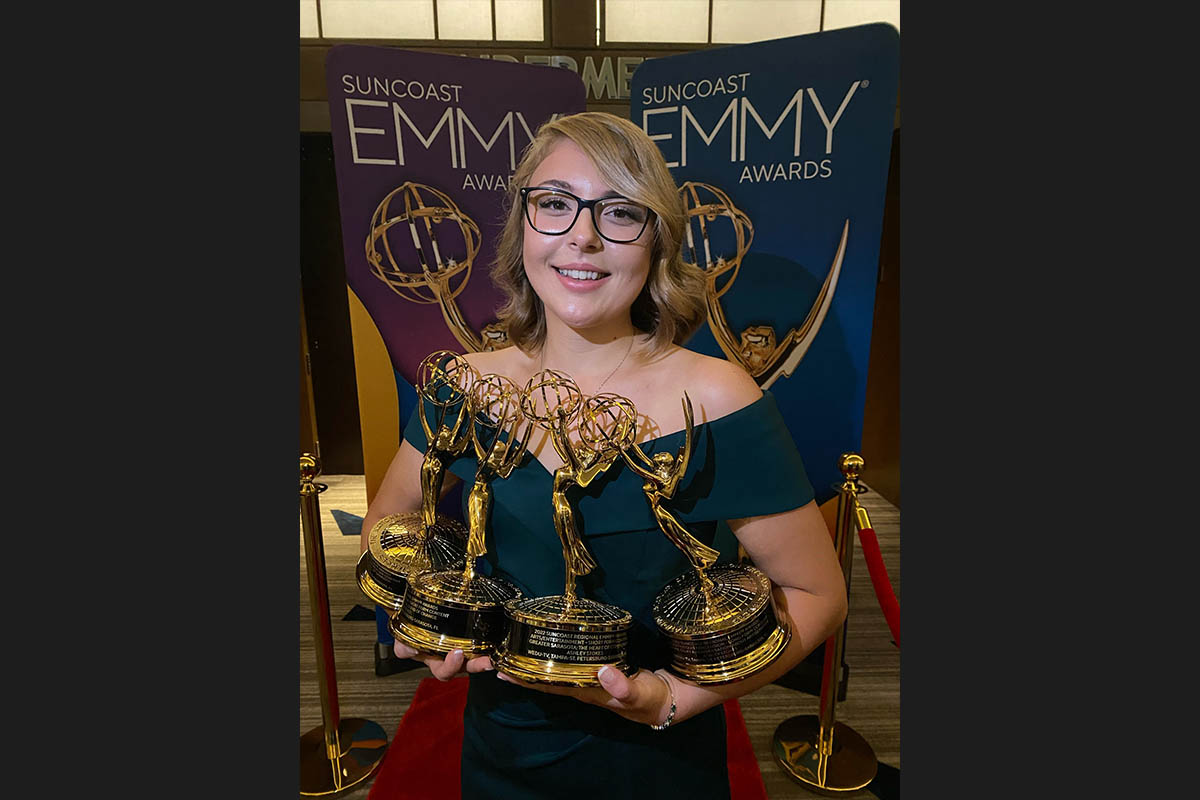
[369,676,767,800]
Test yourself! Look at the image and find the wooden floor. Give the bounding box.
[300,474,900,799]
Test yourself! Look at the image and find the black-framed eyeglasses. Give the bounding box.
[519,186,653,244]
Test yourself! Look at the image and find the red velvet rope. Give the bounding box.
[856,526,900,647]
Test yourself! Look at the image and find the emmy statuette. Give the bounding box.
[613,392,791,685]
[493,371,635,687]
[391,373,530,658]
[356,351,477,612]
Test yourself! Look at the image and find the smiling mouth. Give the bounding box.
[554,266,609,281]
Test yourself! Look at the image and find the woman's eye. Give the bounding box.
[536,197,572,214]
[604,204,647,224]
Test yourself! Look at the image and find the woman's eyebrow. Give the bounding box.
[535,179,624,200]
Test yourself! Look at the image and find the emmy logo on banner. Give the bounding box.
[679,181,849,388]
[366,181,511,353]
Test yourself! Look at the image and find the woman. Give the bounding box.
[359,112,847,798]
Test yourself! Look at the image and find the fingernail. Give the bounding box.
[497,673,512,682]
[452,649,464,659]
[597,666,612,681]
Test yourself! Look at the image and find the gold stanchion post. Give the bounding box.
[300,454,388,796]
[771,453,878,794]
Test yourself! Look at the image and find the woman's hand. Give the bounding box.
[495,665,676,727]
[393,641,495,681]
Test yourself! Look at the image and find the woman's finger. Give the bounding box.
[432,649,465,681]
[596,665,637,703]
[599,668,671,725]
[396,645,451,679]
[465,654,494,673]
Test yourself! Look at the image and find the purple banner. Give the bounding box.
[325,45,587,384]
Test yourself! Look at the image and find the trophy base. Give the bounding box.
[495,595,633,687]
[771,715,877,795]
[655,564,792,685]
[390,569,521,660]
[671,624,791,685]
[496,651,635,687]
[359,513,468,610]
[299,717,388,797]
[356,550,403,612]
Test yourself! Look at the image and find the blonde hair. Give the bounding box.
[491,112,706,355]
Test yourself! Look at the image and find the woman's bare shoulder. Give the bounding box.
[462,346,535,385]
[673,350,762,422]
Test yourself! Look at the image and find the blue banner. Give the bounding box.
[631,24,899,502]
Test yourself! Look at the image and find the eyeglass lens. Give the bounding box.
[525,189,649,242]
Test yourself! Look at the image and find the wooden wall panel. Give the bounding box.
[859,129,900,506]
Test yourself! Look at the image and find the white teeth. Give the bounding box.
[556,268,602,280]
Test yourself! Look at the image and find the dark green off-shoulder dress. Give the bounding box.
[403,390,814,799]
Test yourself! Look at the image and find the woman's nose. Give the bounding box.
[568,208,603,249]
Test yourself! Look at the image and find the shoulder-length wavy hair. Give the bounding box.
[491,112,706,355]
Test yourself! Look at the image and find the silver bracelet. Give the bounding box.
[649,670,676,731]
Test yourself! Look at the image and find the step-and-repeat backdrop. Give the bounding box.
[325,25,899,506]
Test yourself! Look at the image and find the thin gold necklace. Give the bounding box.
[536,336,635,392]
[595,336,635,393]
